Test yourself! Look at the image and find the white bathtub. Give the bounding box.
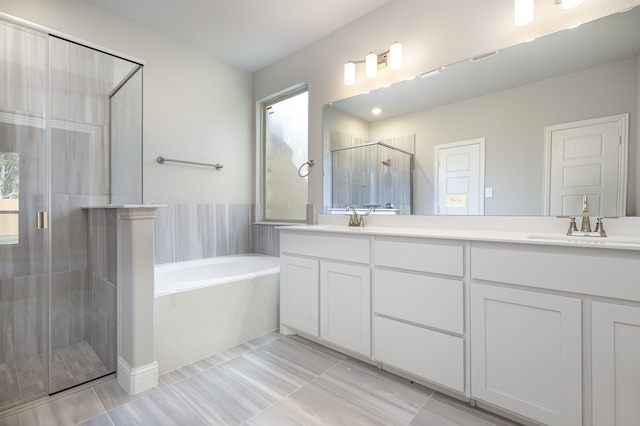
[154,255,280,374]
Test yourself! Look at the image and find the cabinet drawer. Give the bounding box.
[471,242,640,301]
[374,316,464,393]
[280,231,370,264]
[375,239,463,276]
[374,269,463,334]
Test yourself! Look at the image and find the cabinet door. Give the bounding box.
[592,302,640,426]
[320,261,371,356]
[280,255,319,337]
[471,283,582,426]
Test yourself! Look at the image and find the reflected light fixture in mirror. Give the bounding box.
[344,42,403,85]
[516,0,584,26]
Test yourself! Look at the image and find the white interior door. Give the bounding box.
[544,114,628,217]
[436,138,485,215]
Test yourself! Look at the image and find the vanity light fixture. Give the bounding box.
[344,42,403,86]
[516,0,584,26]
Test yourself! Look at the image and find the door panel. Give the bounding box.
[546,115,627,217]
[436,139,484,215]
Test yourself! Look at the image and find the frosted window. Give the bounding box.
[264,90,308,221]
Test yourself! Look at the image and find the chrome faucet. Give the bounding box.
[345,206,376,227]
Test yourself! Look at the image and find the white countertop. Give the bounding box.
[278,224,640,251]
[82,204,168,209]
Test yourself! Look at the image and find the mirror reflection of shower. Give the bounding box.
[330,131,414,215]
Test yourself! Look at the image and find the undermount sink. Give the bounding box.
[527,234,640,246]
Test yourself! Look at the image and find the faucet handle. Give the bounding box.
[566,216,578,236]
[594,217,607,237]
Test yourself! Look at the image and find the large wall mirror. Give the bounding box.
[323,6,640,216]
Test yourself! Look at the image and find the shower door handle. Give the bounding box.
[37,211,48,229]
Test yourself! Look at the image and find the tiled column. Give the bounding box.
[116,205,164,394]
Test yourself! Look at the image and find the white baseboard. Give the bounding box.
[117,357,158,395]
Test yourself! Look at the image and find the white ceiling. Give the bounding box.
[82,0,394,72]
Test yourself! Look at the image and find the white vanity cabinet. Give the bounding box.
[470,283,582,426]
[279,230,372,357]
[592,302,640,425]
[279,225,640,426]
[373,237,466,393]
[470,241,640,426]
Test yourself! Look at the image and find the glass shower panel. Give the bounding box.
[48,37,140,394]
[0,20,48,411]
[110,66,143,205]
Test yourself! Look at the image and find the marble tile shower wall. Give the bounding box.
[154,203,253,264]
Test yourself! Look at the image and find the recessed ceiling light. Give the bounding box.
[372,107,382,115]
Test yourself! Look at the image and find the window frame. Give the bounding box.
[257,84,309,223]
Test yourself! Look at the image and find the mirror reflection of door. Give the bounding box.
[435,138,485,215]
[544,114,628,217]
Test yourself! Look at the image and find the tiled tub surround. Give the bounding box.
[251,222,280,257]
[0,332,519,426]
[153,203,253,264]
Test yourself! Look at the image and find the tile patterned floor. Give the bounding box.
[0,333,522,426]
[0,342,110,413]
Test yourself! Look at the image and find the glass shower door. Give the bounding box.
[0,20,49,411]
[0,18,143,410]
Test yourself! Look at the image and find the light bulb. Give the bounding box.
[514,0,534,26]
[365,52,377,78]
[389,42,402,70]
[344,62,355,86]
